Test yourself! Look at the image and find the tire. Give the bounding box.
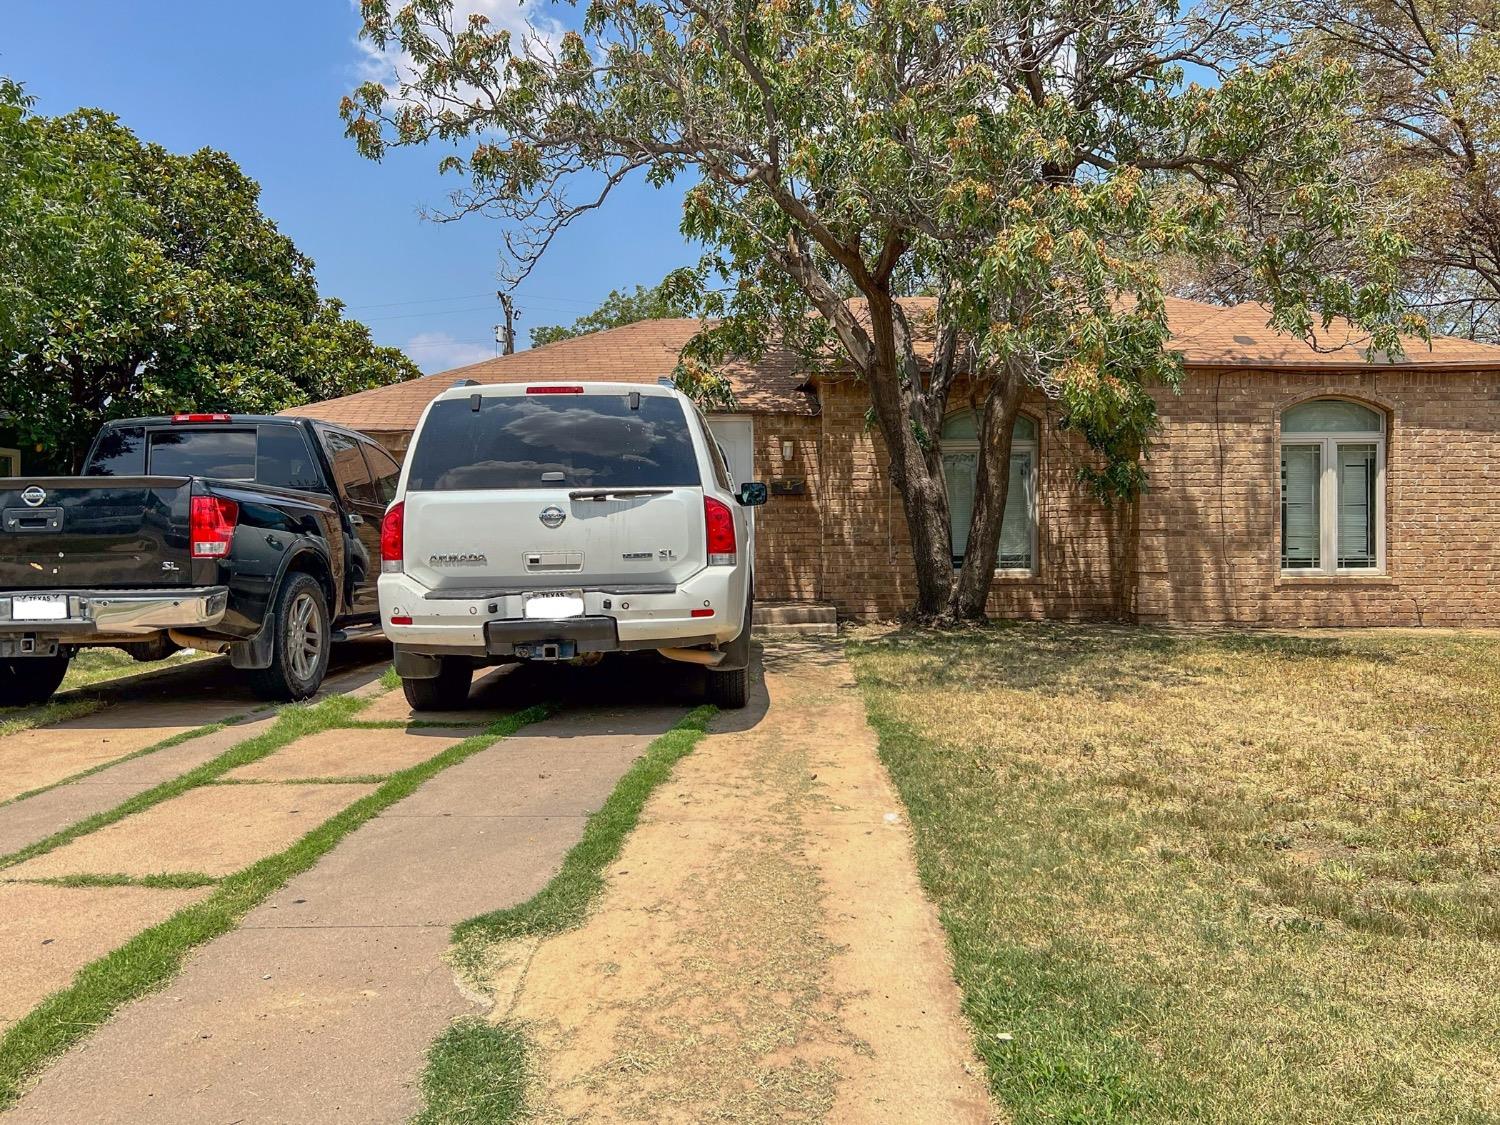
[401,657,473,711]
[0,655,70,708]
[706,665,748,709]
[248,572,330,702]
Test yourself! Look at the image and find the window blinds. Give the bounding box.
[1281,444,1321,569]
[1337,444,1377,568]
[943,451,1032,568]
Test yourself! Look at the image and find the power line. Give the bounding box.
[347,290,602,313]
[344,291,494,310]
[359,303,500,323]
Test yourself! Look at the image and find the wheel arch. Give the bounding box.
[278,543,338,618]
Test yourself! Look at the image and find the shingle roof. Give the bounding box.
[288,318,816,430]
[292,296,1500,431]
[1159,297,1500,367]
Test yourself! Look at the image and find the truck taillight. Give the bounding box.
[704,496,736,566]
[189,496,238,558]
[381,501,404,573]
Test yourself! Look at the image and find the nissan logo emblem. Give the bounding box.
[539,505,565,529]
[21,486,46,508]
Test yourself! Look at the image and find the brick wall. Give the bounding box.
[791,369,1500,625]
[355,367,1500,627]
[1138,367,1500,627]
[812,381,1130,620]
[746,413,823,602]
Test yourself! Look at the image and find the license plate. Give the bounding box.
[523,592,585,620]
[12,594,67,621]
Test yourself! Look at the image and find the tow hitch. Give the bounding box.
[515,640,577,662]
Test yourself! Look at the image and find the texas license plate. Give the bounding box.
[12,594,67,621]
[522,591,585,620]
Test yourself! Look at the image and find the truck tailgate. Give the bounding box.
[0,477,196,589]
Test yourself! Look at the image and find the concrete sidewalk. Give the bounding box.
[3,700,685,1124]
[0,659,389,858]
[491,642,995,1122]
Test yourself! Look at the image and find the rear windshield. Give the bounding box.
[405,393,702,491]
[84,424,324,491]
[146,430,256,479]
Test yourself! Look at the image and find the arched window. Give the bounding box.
[1280,399,1385,573]
[941,411,1037,573]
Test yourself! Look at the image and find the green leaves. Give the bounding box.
[0,82,418,466]
[341,0,1414,611]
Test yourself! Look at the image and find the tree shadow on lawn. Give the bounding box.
[849,619,1403,701]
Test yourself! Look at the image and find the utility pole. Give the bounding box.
[496,291,517,355]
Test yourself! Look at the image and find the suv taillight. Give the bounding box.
[381,501,404,573]
[189,496,238,558]
[705,496,736,566]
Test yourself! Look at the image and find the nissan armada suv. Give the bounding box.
[378,382,767,710]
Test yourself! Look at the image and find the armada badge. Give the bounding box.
[428,553,487,567]
[539,506,566,529]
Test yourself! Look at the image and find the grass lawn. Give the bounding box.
[847,624,1500,1124]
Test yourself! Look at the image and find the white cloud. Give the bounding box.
[402,331,496,373]
[351,1,567,98]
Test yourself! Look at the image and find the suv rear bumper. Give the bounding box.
[378,569,747,654]
[0,587,230,640]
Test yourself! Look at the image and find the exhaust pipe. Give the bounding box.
[167,630,229,655]
[657,647,725,667]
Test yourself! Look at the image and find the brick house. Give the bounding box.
[292,296,1500,626]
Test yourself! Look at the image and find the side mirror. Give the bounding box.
[737,481,768,507]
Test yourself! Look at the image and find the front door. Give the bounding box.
[707,416,754,486]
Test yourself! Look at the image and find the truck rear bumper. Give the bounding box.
[0,586,230,642]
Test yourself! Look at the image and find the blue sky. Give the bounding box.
[4,0,697,371]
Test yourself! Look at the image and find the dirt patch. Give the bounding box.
[0,699,247,803]
[224,726,468,781]
[0,882,211,1026]
[486,642,994,1123]
[7,782,376,879]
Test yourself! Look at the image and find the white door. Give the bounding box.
[707,416,754,486]
[0,449,17,478]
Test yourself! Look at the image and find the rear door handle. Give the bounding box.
[348,513,364,525]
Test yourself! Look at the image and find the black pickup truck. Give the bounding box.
[0,413,401,706]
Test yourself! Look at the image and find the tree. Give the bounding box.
[531,279,698,346]
[1273,1,1500,339]
[343,0,1410,621]
[0,79,419,466]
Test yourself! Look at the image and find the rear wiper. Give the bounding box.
[567,488,672,501]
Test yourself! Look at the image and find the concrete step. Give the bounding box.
[752,601,838,636]
[754,621,838,638]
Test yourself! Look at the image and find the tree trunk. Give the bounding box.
[950,372,1025,619]
[860,293,955,620]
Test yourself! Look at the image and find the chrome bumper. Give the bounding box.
[0,587,230,637]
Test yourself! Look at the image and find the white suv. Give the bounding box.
[378,382,766,710]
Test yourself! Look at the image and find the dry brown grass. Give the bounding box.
[849,624,1500,1123]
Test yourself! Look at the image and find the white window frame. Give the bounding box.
[943,413,1039,577]
[1280,405,1386,576]
[0,448,18,478]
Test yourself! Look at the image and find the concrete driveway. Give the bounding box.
[0,652,707,1122]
